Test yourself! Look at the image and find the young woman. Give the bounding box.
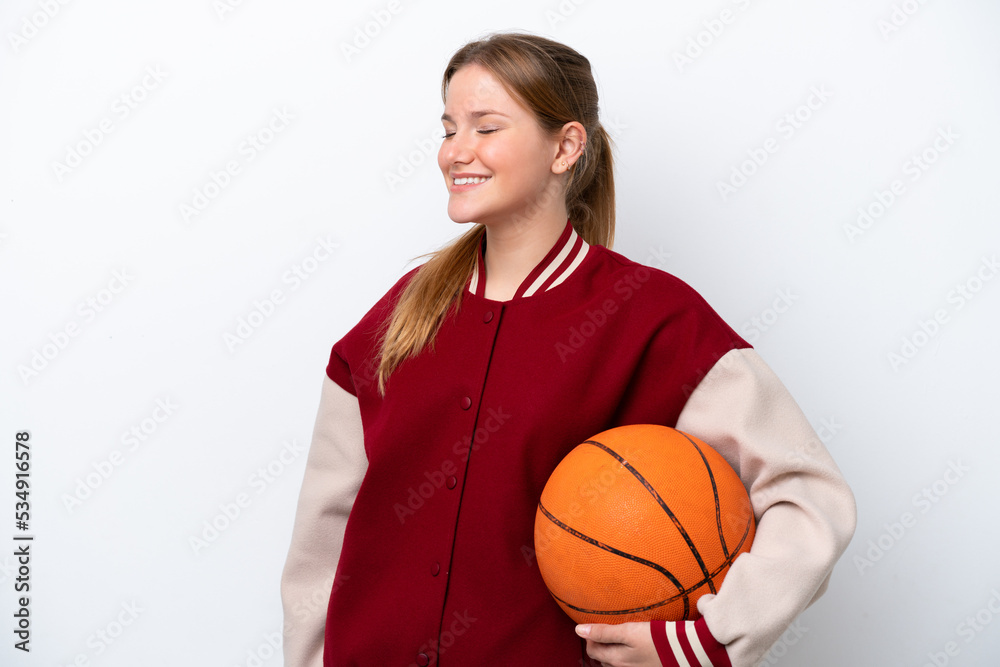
[281,31,856,667]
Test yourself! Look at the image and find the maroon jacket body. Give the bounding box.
[321,220,749,665]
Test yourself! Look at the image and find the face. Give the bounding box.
[438,64,565,228]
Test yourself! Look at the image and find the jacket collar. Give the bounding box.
[467,218,590,300]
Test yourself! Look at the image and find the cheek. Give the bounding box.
[478,143,524,182]
[492,145,551,193]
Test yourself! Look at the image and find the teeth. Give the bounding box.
[454,176,490,185]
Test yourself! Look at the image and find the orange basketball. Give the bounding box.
[534,424,755,624]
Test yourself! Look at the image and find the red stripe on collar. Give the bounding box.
[467,218,589,300]
[514,218,575,299]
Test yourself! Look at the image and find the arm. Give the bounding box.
[674,347,857,667]
[280,376,367,667]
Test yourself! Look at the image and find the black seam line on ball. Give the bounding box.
[548,535,749,617]
[538,500,751,617]
[584,438,716,595]
[537,499,690,619]
[675,430,729,562]
[540,508,750,618]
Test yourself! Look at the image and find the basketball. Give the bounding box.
[533,424,755,625]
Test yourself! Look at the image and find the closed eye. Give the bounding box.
[441,128,499,139]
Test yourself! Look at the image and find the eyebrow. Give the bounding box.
[440,110,509,122]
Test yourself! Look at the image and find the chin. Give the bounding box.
[447,205,485,225]
[447,211,474,224]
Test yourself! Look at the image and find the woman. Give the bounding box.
[281,31,856,667]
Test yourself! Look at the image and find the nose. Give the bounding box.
[440,128,475,167]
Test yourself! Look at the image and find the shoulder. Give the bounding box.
[575,244,751,415]
[326,264,424,392]
[382,264,423,304]
[353,265,421,331]
[331,263,422,352]
[584,244,746,337]
[587,243,702,295]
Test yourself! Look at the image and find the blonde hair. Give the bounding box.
[374,31,616,396]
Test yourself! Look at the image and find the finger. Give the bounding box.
[577,622,626,645]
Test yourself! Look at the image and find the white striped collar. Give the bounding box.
[467,218,590,300]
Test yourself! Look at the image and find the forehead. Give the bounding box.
[442,64,521,118]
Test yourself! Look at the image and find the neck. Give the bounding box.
[482,211,568,301]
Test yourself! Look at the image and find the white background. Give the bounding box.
[1,0,998,665]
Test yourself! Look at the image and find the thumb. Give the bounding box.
[576,622,625,644]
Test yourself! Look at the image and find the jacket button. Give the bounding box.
[460,396,472,410]
[446,476,457,489]
[431,562,441,576]
[483,310,494,323]
[416,652,430,666]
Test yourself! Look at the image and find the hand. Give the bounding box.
[576,622,661,667]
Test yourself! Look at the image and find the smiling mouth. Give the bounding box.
[452,176,492,191]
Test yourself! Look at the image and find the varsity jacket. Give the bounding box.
[280,218,857,667]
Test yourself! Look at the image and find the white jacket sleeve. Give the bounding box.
[280,376,368,667]
[675,348,857,667]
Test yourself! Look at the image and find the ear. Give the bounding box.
[552,121,587,175]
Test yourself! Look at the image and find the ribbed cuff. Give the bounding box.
[650,618,732,667]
